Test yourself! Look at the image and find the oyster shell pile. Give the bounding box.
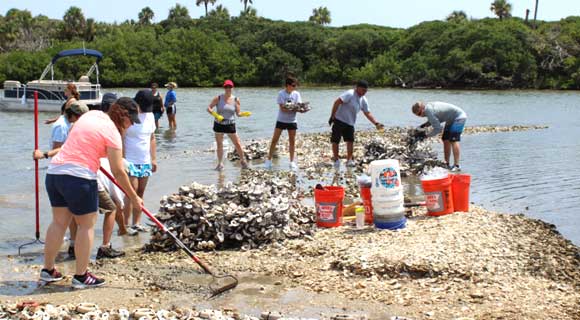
[284,102,311,112]
[227,140,269,161]
[147,169,315,252]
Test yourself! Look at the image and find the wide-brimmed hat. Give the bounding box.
[114,97,141,124]
[223,79,234,88]
[68,101,89,115]
[164,82,178,89]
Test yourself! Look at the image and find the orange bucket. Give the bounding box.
[421,175,454,216]
[360,186,373,224]
[451,174,471,212]
[314,186,345,227]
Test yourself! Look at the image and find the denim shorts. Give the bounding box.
[46,174,98,215]
[127,163,153,178]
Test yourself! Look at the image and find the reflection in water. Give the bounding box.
[162,128,177,142]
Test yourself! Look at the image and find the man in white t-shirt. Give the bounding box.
[123,104,157,233]
[328,80,383,169]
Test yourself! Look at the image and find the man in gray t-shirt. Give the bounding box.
[412,101,467,171]
[328,80,383,169]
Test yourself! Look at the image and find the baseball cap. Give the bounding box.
[101,92,118,112]
[114,97,141,124]
[68,101,89,115]
[223,79,234,87]
[164,82,178,89]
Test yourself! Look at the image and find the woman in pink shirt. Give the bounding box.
[37,97,143,289]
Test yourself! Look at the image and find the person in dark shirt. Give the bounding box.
[150,83,164,129]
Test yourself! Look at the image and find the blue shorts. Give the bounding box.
[154,112,163,121]
[127,163,153,178]
[442,118,466,142]
[46,174,98,215]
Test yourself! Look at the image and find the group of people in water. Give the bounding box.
[32,78,467,289]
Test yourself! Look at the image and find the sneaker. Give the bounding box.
[72,272,105,289]
[120,226,138,236]
[132,224,150,233]
[450,165,461,172]
[289,161,298,170]
[346,159,356,167]
[264,159,272,169]
[67,245,75,259]
[96,245,126,260]
[40,268,63,282]
[333,159,341,170]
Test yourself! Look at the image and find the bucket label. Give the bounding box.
[316,202,337,222]
[425,191,444,212]
[376,167,400,190]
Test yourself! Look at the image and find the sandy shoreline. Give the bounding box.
[3,124,579,320]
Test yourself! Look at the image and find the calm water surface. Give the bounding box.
[1,87,579,256]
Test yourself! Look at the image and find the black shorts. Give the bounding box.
[46,174,98,215]
[166,105,176,115]
[275,121,297,131]
[331,119,355,143]
[213,122,236,134]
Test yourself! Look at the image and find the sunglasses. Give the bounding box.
[289,83,297,87]
[224,85,233,89]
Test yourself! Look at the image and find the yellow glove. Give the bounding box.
[211,111,224,122]
[375,122,385,132]
[239,111,252,117]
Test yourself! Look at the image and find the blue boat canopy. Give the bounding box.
[51,49,103,64]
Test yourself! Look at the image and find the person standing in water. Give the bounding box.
[207,79,251,170]
[164,82,178,129]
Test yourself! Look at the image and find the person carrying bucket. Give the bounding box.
[328,80,384,169]
[412,101,467,172]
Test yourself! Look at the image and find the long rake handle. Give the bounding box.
[98,167,215,275]
[34,91,40,240]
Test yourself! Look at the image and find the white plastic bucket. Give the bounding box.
[370,159,402,196]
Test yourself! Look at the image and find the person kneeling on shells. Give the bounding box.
[207,79,251,170]
[328,80,384,169]
[412,101,467,172]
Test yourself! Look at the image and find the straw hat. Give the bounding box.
[164,82,178,89]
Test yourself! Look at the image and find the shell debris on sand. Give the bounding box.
[146,169,315,252]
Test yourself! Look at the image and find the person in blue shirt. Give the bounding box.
[164,82,178,129]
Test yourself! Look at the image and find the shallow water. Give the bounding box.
[1,87,579,259]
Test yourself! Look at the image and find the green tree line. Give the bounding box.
[1,5,579,89]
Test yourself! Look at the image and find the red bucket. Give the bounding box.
[314,186,344,227]
[452,174,471,212]
[360,186,373,224]
[421,175,454,216]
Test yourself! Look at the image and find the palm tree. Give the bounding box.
[240,7,257,19]
[490,0,512,20]
[84,18,96,41]
[533,0,539,28]
[446,10,467,23]
[168,4,191,20]
[240,0,253,12]
[138,7,155,25]
[63,6,86,40]
[308,6,331,25]
[196,0,217,17]
[208,5,230,20]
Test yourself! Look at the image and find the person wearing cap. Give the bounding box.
[207,79,250,170]
[122,93,157,233]
[328,80,384,169]
[412,101,467,172]
[164,82,178,129]
[100,92,118,113]
[35,97,143,289]
[264,76,304,170]
[150,83,164,129]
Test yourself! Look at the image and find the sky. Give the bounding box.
[1,0,579,28]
